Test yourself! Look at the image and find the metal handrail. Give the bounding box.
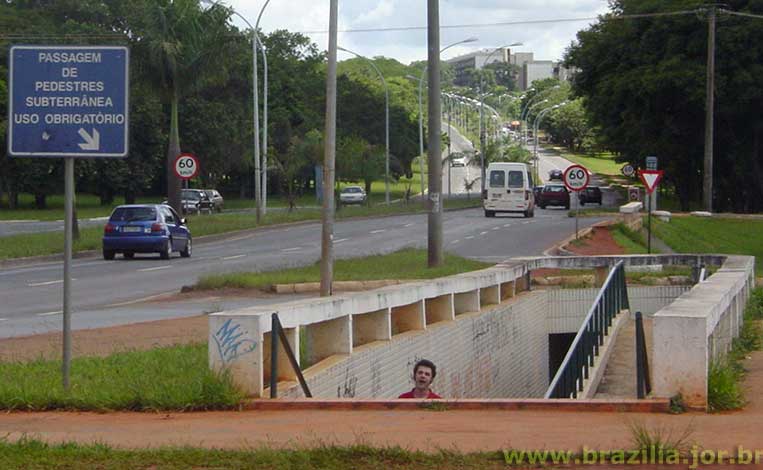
[544,261,630,399]
[270,313,312,398]
[635,311,652,398]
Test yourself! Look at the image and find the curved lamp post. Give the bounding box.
[338,46,391,205]
[520,85,560,147]
[479,42,522,192]
[532,101,569,182]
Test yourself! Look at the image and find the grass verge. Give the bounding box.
[0,440,511,470]
[0,198,482,261]
[610,223,650,255]
[194,248,492,290]
[707,288,763,412]
[0,344,243,411]
[653,216,763,276]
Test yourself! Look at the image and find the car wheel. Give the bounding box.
[160,240,172,260]
[123,252,134,259]
[103,249,115,260]
[580,200,585,206]
[180,237,192,258]
[484,210,495,218]
[539,204,546,209]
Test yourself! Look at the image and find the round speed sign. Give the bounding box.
[174,153,199,180]
[563,164,590,192]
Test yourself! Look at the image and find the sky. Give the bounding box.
[227,0,612,65]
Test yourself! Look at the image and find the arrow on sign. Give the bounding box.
[639,169,663,194]
[78,128,100,150]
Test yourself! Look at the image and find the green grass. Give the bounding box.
[610,223,650,255]
[194,248,492,290]
[0,198,482,261]
[549,146,623,177]
[0,344,244,411]
[0,440,511,470]
[653,217,763,276]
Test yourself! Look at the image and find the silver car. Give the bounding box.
[339,186,367,205]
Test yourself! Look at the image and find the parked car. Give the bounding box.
[203,189,224,212]
[578,186,603,206]
[450,155,466,167]
[162,189,214,215]
[533,185,545,201]
[548,168,563,181]
[102,204,191,260]
[339,185,367,205]
[537,184,570,209]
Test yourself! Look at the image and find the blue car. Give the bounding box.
[102,204,191,260]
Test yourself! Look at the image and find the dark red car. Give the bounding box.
[538,184,570,209]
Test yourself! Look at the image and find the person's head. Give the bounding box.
[413,359,436,390]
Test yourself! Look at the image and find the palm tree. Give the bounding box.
[133,0,231,212]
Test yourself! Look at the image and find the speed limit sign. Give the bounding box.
[174,153,199,180]
[563,164,590,192]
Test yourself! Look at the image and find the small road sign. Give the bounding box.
[8,46,129,158]
[639,170,663,194]
[629,186,641,202]
[646,156,658,171]
[563,164,590,192]
[174,153,199,180]
[621,164,635,177]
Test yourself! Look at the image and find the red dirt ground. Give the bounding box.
[564,225,625,256]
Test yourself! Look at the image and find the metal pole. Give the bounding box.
[703,6,715,212]
[427,0,443,267]
[648,192,652,254]
[417,75,425,198]
[270,313,278,398]
[261,39,269,214]
[479,92,486,194]
[62,157,74,391]
[635,311,645,399]
[385,83,390,205]
[447,95,452,199]
[320,0,338,296]
[252,30,262,222]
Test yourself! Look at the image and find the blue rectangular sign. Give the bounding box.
[8,45,129,157]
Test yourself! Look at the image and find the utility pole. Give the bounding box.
[427,0,443,267]
[320,0,338,296]
[703,5,716,212]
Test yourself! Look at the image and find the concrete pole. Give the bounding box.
[260,39,268,214]
[427,0,443,267]
[417,76,425,198]
[703,6,716,212]
[320,0,338,296]
[62,157,74,390]
[252,30,262,222]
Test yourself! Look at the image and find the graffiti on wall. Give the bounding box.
[212,319,258,364]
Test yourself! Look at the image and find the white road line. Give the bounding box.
[106,291,175,307]
[370,229,386,234]
[334,238,349,243]
[522,221,531,225]
[404,223,414,227]
[503,224,512,227]
[225,234,256,242]
[0,318,7,322]
[222,254,246,260]
[492,227,500,230]
[465,236,474,240]
[480,231,488,236]
[282,247,301,252]
[37,311,62,317]
[138,265,172,272]
[27,279,75,287]
[451,240,460,244]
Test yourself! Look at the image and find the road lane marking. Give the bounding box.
[106,291,176,307]
[451,240,460,244]
[335,238,349,243]
[282,247,301,252]
[370,229,386,234]
[480,231,488,236]
[37,311,62,317]
[27,279,75,287]
[465,236,474,240]
[138,266,172,272]
[0,318,7,322]
[522,221,531,224]
[503,224,512,227]
[492,227,500,230]
[225,234,256,242]
[404,223,414,227]
[222,254,246,260]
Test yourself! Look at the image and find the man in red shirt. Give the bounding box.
[398,359,442,399]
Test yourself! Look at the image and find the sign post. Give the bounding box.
[563,164,590,240]
[639,169,664,254]
[8,45,129,390]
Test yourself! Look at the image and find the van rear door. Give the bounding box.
[505,169,527,210]
[487,169,506,202]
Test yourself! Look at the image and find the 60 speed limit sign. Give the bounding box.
[563,164,590,192]
[174,153,199,180]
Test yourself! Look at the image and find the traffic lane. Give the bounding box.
[0,216,108,238]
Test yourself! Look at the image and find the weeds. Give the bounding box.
[628,421,694,456]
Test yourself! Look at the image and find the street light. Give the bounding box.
[520,85,560,147]
[411,37,478,199]
[338,46,391,205]
[479,42,523,193]
[532,101,569,182]
[201,0,271,220]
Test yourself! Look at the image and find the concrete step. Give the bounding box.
[594,316,652,399]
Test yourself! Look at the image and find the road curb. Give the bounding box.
[542,218,619,257]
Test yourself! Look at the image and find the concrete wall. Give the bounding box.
[278,292,549,399]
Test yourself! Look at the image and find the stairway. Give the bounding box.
[594,315,652,399]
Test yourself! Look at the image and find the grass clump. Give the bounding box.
[628,421,694,456]
[194,248,492,291]
[0,439,509,470]
[0,344,244,411]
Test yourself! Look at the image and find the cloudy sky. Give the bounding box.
[227,0,612,64]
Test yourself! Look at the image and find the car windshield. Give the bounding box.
[110,207,156,222]
[546,186,566,193]
[343,187,362,193]
[182,192,201,201]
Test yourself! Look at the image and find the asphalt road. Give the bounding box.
[0,207,608,338]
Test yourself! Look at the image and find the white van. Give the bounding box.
[482,162,535,217]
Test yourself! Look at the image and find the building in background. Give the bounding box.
[447,47,514,86]
[521,60,554,90]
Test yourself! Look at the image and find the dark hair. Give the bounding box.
[414,359,437,379]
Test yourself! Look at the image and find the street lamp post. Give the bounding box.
[479,43,522,192]
[532,102,569,182]
[338,46,390,205]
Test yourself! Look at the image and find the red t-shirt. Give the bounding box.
[398,389,441,399]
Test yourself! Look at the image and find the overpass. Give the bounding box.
[209,254,754,410]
